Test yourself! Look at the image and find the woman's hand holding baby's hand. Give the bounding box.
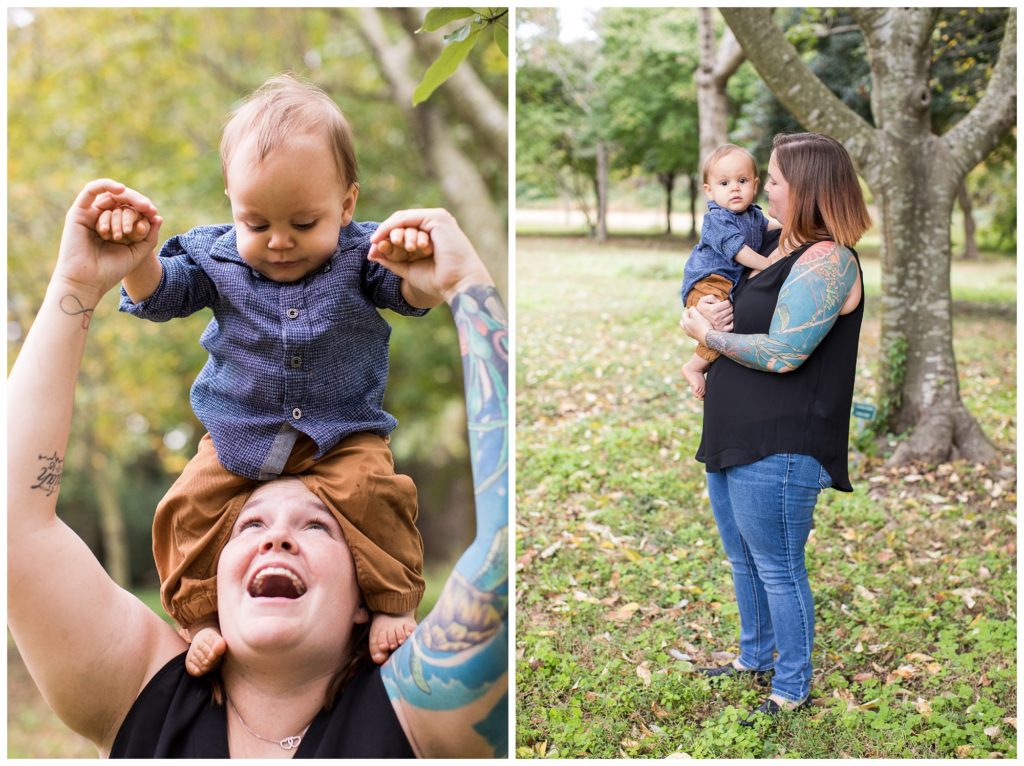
[374,226,433,262]
[57,179,163,300]
[368,209,493,305]
[96,205,152,244]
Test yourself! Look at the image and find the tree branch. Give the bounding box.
[943,8,1017,175]
[720,8,879,175]
[392,8,507,163]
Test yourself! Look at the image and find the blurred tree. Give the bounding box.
[7,7,507,585]
[598,8,700,236]
[722,7,1016,465]
[516,8,611,240]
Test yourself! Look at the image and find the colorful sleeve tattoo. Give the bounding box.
[381,284,509,755]
[705,242,859,372]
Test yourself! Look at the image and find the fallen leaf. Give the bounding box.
[985,725,1001,739]
[637,662,652,687]
[607,602,641,622]
[539,541,562,559]
[853,672,874,682]
[855,585,877,601]
[915,698,932,717]
[956,745,973,757]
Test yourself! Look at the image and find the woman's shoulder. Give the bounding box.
[795,240,858,265]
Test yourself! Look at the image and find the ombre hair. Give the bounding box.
[771,133,871,253]
[220,73,359,190]
[702,143,758,185]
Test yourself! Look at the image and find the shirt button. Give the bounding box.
[286,308,299,319]
[290,356,302,368]
[292,407,302,420]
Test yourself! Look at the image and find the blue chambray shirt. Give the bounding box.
[119,221,428,480]
[680,202,768,303]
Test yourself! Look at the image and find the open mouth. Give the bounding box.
[248,566,307,599]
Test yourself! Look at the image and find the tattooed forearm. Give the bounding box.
[59,295,95,329]
[30,452,64,496]
[706,243,858,373]
[382,284,508,753]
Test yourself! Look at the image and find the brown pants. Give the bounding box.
[685,274,734,363]
[153,431,424,627]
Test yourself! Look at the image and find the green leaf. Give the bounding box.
[443,22,473,44]
[413,29,482,105]
[493,19,508,57]
[418,7,475,33]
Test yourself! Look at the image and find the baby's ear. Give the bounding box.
[340,183,359,226]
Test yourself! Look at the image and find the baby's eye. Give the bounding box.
[304,519,332,533]
[238,517,264,532]
[245,223,269,233]
[718,180,729,186]
[294,221,317,231]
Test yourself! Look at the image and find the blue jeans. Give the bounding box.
[706,453,831,703]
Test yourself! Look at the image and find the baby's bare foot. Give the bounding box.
[370,611,417,664]
[185,626,227,677]
[682,365,707,400]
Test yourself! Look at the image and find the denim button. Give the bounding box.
[291,407,302,420]
[286,308,299,319]
[290,356,302,368]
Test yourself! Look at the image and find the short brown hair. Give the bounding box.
[702,144,758,185]
[771,132,871,252]
[220,73,358,189]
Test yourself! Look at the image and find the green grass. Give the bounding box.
[515,235,1016,758]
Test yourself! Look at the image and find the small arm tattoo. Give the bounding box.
[30,452,64,496]
[60,294,95,329]
[706,243,858,373]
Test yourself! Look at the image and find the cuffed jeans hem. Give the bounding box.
[364,589,425,614]
[737,657,774,672]
[769,688,809,704]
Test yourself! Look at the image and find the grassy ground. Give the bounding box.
[8,565,454,757]
[515,235,1016,758]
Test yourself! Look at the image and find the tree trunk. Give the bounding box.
[696,9,745,165]
[352,8,508,299]
[90,451,130,587]
[874,134,997,464]
[659,172,675,235]
[721,7,1014,465]
[595,141,609,242]
[956,181,980,260]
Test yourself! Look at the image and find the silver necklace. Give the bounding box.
[227,697,314,751]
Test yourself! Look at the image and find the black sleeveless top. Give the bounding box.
[696,235,863,491]
[110,652,415,758]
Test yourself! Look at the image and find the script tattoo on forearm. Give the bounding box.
[30,452,64,496]
[382,284,509,755]
[60,294,95,329]
[706,243,858,373]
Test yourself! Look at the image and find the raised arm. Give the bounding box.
[8,180,185,753]
[369,211,508,758]
[682,241,860,372]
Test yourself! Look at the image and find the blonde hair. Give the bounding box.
[220,73,358,188]
[771,133,871,253]
[702,143,758,185]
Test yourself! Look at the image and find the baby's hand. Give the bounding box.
[96,205,152,244]
[373,226,433,263]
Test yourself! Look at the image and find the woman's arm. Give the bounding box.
[8,180,185,751]
[682,241,859,373]
[369,211,508,758]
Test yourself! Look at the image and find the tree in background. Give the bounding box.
[7,7,507,587]
[722,8,1016,465]
[598,8,700,236]
[517,8,612,240]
